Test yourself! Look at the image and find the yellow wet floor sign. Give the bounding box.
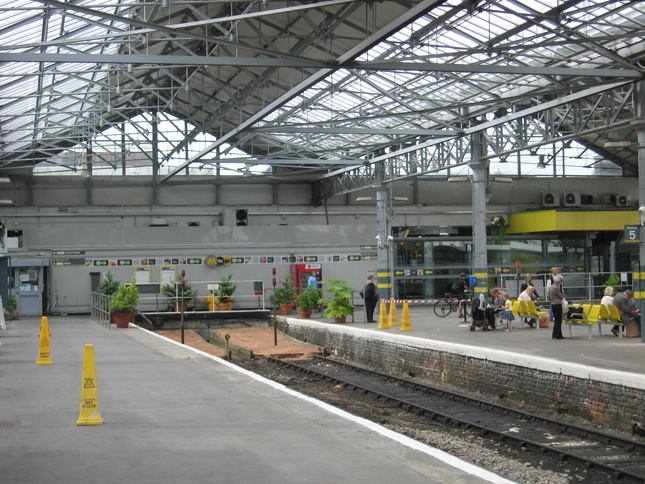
[76,344,104,426]
[36,317,53,365]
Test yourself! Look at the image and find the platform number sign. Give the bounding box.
[466,243,473,252]
[624,225,640,243]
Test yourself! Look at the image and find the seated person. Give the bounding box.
[612,289,640,337]
[484,288,503,330]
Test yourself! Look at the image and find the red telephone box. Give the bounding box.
[290,264,322,290]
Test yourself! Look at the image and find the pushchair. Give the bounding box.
[470,293,488,331]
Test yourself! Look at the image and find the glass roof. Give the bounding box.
[0,0,642,188]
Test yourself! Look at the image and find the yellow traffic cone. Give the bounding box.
[388,302,399,327]
[400,302,412,331]
[36,316,53,365]
[76,344,104,426]
[377,300,389,329]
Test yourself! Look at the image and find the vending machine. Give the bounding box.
[290,264,322,290]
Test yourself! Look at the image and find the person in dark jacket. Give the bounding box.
[547,274,565,339]
[363,274,379,323]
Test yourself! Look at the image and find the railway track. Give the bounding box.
[267,355,645,483]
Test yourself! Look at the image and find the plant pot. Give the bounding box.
[173,302,189,312]
[297,308,313,318]
[112,312,132,328]
[218,302,232,311]
[333,316,346,324]
[279,303,294,315]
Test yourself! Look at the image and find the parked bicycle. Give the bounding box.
[434,293,472,318]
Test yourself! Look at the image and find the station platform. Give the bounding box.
[0,315,513,484]
[342,304,644,376]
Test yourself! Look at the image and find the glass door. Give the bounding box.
[16,266,43,316]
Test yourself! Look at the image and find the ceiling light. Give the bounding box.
[537,155,548,169]
[356,197,373,201]
[0,176,11,183]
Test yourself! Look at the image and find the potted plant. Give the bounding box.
[322,279,355,323]
[161,273,197,312]
[295,286,322,318]
[215,273,237,311]
[110,276,140,328]
[4,295,18,320]
[270,274,297,314]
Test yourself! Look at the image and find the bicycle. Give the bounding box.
[434,293,472,318]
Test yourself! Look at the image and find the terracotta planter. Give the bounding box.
[333,316,347,324]
[112,312,132,328]
[278,303,294,315]
[218,302,232,311]
[297,308,313,318]
[173,302,189,312]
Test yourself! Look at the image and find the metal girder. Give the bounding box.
[314,80,638,200]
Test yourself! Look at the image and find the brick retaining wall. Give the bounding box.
[279,317,645,434]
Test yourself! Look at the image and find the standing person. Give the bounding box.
[484,288,503,330]
[363,274,379,323]
[547,274,566,339]
[612,289,640,337]
[307,272,317,288]
[546,267,561,321]
[452,273,470,317]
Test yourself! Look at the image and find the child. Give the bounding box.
[499,293,515,331]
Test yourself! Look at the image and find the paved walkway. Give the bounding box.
[0,315,514,484]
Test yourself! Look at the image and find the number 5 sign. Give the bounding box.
[624,225,641,243]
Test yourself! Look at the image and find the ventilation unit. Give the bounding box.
[616,195,631,207]
[541,192,559,207]
[563,192,581,207]
[600,194,617,204]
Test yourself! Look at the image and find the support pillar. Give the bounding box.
[634,80,645,342]
[375,184,391,301]
[469,130,490,298]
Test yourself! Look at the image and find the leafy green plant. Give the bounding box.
[602,274,623,293]
[215,273,237,304]
[110,276,140,314]
[5,295,17,312]
[161,273,197,304]
[270,274,296,306]
[97,271,120,296]
[322,279,355,319]
[296,286,322,310]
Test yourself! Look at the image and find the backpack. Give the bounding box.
[451,281,461,292]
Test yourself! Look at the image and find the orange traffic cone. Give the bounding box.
[36,316,53,365]
[377,301,389,329]
[400,302,412,331]
[388,302,399,327]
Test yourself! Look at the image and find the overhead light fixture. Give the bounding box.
[0,176,10,183]
[537,155,548,169]
[447,176,468,182]
[603,140,632,148]
[393,196,408,201]
[0,199,13,206]
[493,177,513,183]
[356,197,373,201]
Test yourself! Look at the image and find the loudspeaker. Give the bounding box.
[616,195,630,207]
[542,192,559,207]
[235,209,248,226]
[563,192,581,207]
